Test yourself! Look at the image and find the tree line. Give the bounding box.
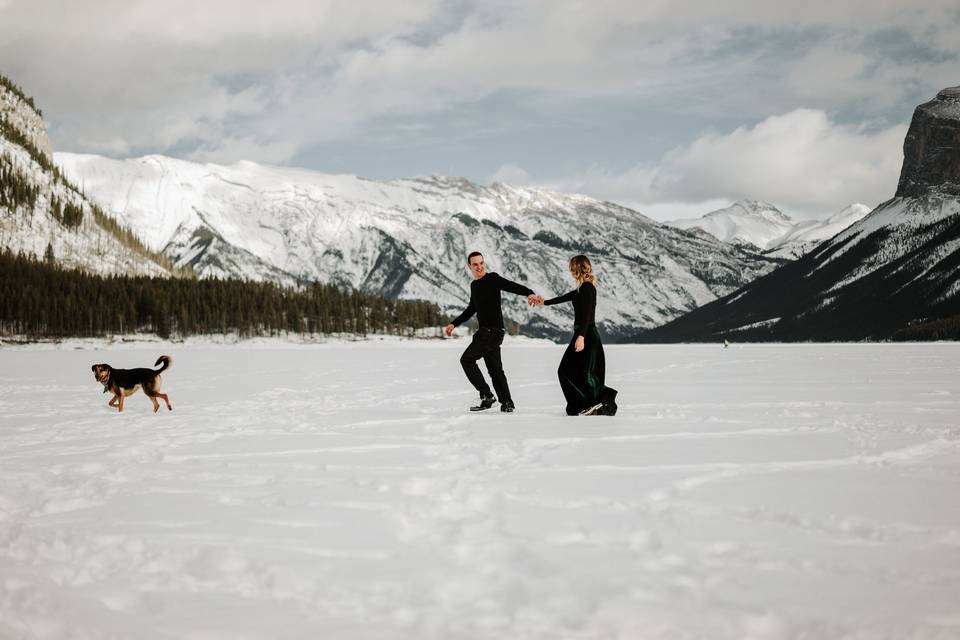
[0,249,444,339]
[892,315,960,341]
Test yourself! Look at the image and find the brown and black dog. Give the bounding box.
[92,355,173,413]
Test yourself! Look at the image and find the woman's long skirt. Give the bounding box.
[557,325,618,415]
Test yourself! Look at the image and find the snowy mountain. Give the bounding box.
[55,153,781,339]
[643,87,960,342]
[666,200,871,259]
[0,76,173,277]
[667,200,795,251]
[761,204,872,259]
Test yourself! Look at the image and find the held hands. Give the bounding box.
[444,323,455,337]
[575,336,585,352]
[527,294,544,306]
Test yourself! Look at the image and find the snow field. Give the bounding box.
[1,341,959,638]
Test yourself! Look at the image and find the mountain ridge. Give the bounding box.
[56,151,782,339]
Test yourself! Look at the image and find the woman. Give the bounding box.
[539,255,618,416]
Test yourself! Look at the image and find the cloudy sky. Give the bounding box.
[2,0,958,220]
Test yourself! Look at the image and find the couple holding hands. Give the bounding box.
[444,251,618,416]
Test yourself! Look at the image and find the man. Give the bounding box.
[445,251,539,412]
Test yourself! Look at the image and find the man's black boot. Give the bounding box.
[470,395,497,411]
[500,400,515,413]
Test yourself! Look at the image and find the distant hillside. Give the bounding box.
[666,200,871,259]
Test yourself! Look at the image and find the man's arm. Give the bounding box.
[445,301,475,336]
[495,273,535,297]
[449,301,476,328]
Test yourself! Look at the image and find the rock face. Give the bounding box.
[0,84,53,162]
[896,86,960,198]
[643,87,960,342]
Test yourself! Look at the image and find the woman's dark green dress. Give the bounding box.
[544,282,618,416]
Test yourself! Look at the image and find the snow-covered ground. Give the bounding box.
[1,340,959,639]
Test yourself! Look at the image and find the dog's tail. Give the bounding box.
[154,355,172,373]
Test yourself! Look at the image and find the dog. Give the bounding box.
[91,355,173,413]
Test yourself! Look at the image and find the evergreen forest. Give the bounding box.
[0,249,444,339]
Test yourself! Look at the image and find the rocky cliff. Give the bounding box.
[896,86,960,198]
[0,78,52,162]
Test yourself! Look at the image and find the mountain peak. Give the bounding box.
[720,199,792,222]
[666,199,868,256]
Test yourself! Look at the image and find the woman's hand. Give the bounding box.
[575,336,585,352]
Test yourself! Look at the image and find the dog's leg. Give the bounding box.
[108,395,119,408]
[157,393,173,411]
[148,394,160,413]
[118,394,125,412]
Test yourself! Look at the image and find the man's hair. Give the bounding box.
[467,251,483,264]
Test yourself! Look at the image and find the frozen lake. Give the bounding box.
[1,340,959,638]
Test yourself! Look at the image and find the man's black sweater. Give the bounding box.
[451,272,534,329]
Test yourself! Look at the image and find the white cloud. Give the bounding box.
[187,138,300,167]
[552,109,908,219]
[0,0,445,159]
[0,0,955,184]
[490,163,530,185]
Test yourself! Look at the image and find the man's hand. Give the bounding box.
[527,294,544,306]
[444,323,455,337]
[574,335,585,352]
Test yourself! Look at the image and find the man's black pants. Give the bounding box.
[460,327,512,403]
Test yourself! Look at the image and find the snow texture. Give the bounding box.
[2,341,959,639]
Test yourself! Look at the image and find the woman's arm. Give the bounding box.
[543,290,576,306]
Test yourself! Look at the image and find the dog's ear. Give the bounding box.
[91,364,98,372]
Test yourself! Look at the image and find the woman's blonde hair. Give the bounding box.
[569,254,596,286]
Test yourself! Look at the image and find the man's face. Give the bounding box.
[469,255,486,279]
